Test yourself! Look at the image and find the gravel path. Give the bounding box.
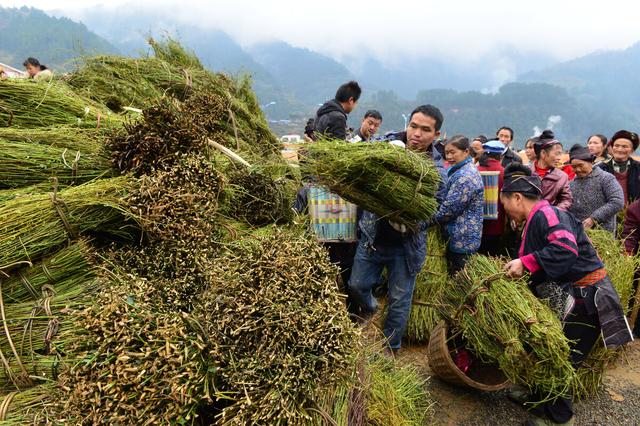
[398,340,640,425]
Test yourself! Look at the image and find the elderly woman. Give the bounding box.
[433,135,484,274]
[597,130,640,205]
[569,145,624,233]
[501,163,632,426]
[531,130,573,210]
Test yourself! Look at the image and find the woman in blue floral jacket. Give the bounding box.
[434,135,485,274]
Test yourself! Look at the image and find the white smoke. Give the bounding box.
[532,115,562,137]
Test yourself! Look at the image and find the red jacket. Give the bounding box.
[478,158,505,237]
[531,162,573,211]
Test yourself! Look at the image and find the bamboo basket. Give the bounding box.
[427,321,509,391]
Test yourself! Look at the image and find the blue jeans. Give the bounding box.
[349,242,417,349]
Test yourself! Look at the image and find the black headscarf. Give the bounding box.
[501,163,542,196]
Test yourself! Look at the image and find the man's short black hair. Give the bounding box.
[409,104,444,131]
[335,81,362,103]
[364,109,382,121]
[497,126,514,141]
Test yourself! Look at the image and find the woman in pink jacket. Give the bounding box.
[530,130,573,210]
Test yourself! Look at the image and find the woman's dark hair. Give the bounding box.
[588,134,607,146]
[533,130,559,159]
[23,57,47,70]
[445,134,469,151]
[588,134,608,156]
[478,152,491,167]
[525,137,537,149]
[473,135,488,144]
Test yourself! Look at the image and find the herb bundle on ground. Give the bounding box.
[225,167,294,226]
[300,141,441,227]
[54,287,213,425]
[587,227,638,311]
[0,127,104,153]
[0,276,99,390]
[441,255,576,401]
[366,353,433,426]
[1,240,94,304]
[0,79,119,128]
[407,228,449,342]
[196,228,360,425]
[0,141,112,189]
[0,176,135,270]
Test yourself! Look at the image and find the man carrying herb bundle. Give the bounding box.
[349,104,447,355]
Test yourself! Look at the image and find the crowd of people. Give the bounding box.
[298,80,637,426]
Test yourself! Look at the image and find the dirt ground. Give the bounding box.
[397,339,640,425]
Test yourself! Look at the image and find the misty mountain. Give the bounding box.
[0,6,118,70]
[345,45,558,98]
[520,42,640,114]
[248,42,354,105]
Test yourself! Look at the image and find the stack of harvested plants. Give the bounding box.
[587,227,639,311]
[300,140,441,227]
[2,240,94,304]
[407,227,449,342]
[366,353,433,426]
[0,127,104,153]
[440,255,576,401]
[0,79,118,128]
[196,228,360,424]
[0,176,136,269]
[0,141,112,190]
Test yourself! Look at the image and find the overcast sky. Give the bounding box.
[3,0,640,63]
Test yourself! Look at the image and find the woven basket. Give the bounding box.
[427,321,509,391]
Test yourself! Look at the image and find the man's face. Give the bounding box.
[612,139,634,162]
[406,112,439,152]
[343,98,357,114]
[497,129,513,146]
[360,116,382,139]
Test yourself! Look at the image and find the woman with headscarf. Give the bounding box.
[530,130,572,210]
[587,134,611,165]
[568,144,624,233]
[501,163,632,426]
[597,130,640,205]
[433,135,484,274]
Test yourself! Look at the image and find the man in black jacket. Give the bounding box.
[497,126,523,168]
[314,81,362,140]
